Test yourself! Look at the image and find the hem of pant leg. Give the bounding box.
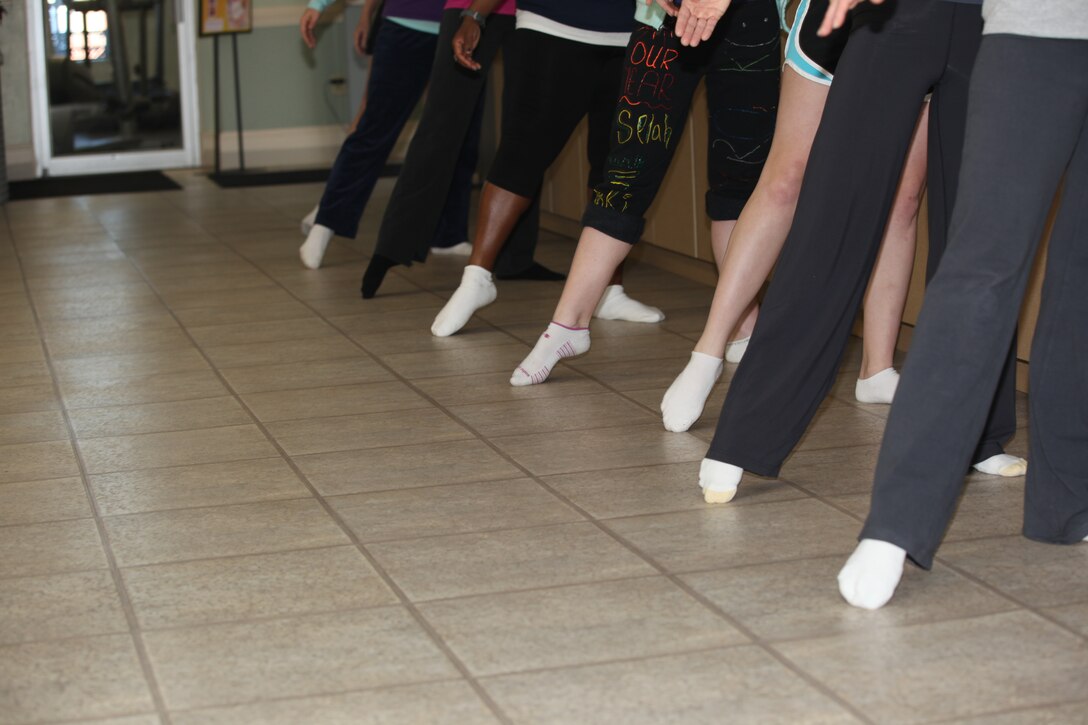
[581,206,644,246]
[1022,521,1088,547]
[971,439,1008,466]
[703,447,782,479]
[857,523,936,570]
[313,214,356,241]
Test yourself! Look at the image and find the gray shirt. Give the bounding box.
[983,0,1088,40]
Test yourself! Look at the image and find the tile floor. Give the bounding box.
[1,172,1086,725]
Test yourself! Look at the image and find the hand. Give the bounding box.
[452,16,483,71]
[352,14,371,55]
[674,0,732,47]
[652,0,679,17]
[299,8,319,49]
[817,0,882,37]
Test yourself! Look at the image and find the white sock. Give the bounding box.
[431,265,497,337]
[431,241,473,256]
[510,322,590,386]
[838,539,907,610]
[724,335,750,364]
[299,224,334,269]
[699,457,742,504]
[855,367,900,404]
[661,352,723,432]
[972,453,1028,477]
[300,204,319,236]
[593,285,665,323]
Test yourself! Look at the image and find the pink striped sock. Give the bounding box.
[510,322,591,387]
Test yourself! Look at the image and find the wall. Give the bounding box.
[1,0,36,178]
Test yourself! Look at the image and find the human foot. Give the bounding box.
[594,285,664,323]
[855,367,899,404]
[431,265,497,337]
[510,322,590,386]
[698,457,742,504]
[661,352,723,432]
[838,538,907,610]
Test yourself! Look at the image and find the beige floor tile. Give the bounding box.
[604,499,861,573]
[350,325,518,358]
[79,424,277,474]
[47,326,194,360]
[69,397,251,439]
[0,634,155,724]
[89,457,309,516]
[420,577,747,676]
[266,408,472,457]
[296,439,524,496]
[482,646,859,725]
[952,702,1088,724]
[123,546,396,630]
[0,518,107,579]
[542,462,803,520]
[52,348,211,383]
[0,340,45,364]
[0,409,69,445]
[0,477,92,526]
[39,309,179,337]
[219,356,393,394]
[170,681,498,725]
[242,381,430,422]
[448,393,657,438]
[776,611,1088,723]
[1046,602,1088,638]
[939,536,1088,608]
[103,498,346,567]
[369,522,655,601]
[160,285,300,310]
[0,570,128,645]
[568,333,695,366]
[682,556,1016,643]
[570,356,709,393]
[331,307,455,336]
[378,343,531,380]
[413,369,606,407]
[491,423,707,477]
[0,361,53,390]
[152,273,277,299]
[187,317,338,348]
[144,607,458,710]
[0,320,40,343]
[794,405,887,451]
[0,383,60,416]
[202,336,363,368]
[330,478,580,543]
[60,369,229,410]
[779,445,882,497]
[0,439,81,484]
[173,300,316,328]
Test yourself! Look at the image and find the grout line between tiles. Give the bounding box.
[6,219,176,725]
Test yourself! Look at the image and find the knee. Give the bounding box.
[760,160,805,209]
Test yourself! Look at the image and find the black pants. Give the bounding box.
[371,11,541,275]
[707,0,1015,475]
[863,34,1088,569]
[486,30,623,199]
[582,0,780,245]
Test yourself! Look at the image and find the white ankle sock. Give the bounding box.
[431,241,473,256]
[838,539,907,610]
[300,204,319,236]
[972,453,1027,477]
[855,367,900,404]
[699,457,743,504]
[510,322,590,386]
[661,352,723,432]
[593,285,665,323]
[299,224,334,269]
[431,265,497,337]
[724,336,750,364]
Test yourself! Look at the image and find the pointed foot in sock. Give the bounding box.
[299,224,334,270]
[838,539,907,610]
[300,204,319,236]
[855,367,900,404]
[661,352,723,432]
[724,336,750,364]
[431,266,497,337]
[594,285,665,323]
[972,453,1027,477]
[361,254,399,299]
[510,322,590,386]
[698,457,742,504]
[495,262,567,281]
[431,241,473,256]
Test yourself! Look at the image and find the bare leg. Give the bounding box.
[467,183,533,271]
[661,70,828,433]
[857,104,929,403]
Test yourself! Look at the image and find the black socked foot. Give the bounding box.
[361,254,398,299]
[495,262,567,282]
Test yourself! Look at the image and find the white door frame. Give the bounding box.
[27,0,202,177]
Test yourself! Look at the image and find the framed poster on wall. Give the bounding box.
[200,0,253,34]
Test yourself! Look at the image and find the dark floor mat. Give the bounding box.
[8,171,181,200]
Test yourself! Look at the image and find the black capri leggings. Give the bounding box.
[583,0,780,245]
[486,30,625,197]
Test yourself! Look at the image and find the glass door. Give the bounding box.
[28,0,200,175]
